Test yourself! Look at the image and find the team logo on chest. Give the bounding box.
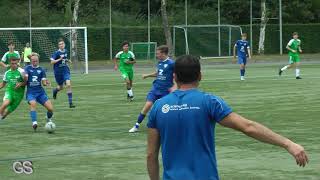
[164,64,168,68]
[37,70,41,74]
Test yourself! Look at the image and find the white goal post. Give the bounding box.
[0,27,88,74]
[173,24,243,59]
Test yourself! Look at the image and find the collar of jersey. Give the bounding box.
[58,49,66,52]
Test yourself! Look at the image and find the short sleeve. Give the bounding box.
[287,39,294,46]
[42,69,47,79]
[15,51,20,58]
[129,51,135,59]
[51,51,57,60]
[247,42,250,48]
[24,66,29,77]
[234,40,238,47]
[3,71,8,82]
[207,95,232,122]
[1,52,8,62]
[147,101,160,129]
[115,51,122,59]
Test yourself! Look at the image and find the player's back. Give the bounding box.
[25,65,46,93]
[148,89,232,180]
[152,58,174,92]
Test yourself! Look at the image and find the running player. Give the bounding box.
[25,53,54,131]
[233,33,251,81]
[113,41,136,101]
[51,39,75,108]
[279,32,302,79]
[129,45,175,133]
[22,42,32,66]
[0,41,21,70]
[0,57,26,120]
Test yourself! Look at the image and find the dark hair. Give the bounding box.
[58,38,65,43]
[9,57,19,61]
[174,55,201,84]
[293,32,299,36]
[157,45,169,55]
[122,41,129,47]
[8,40,14,46]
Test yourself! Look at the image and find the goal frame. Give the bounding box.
[0,27,89,74]
[173,24,243,59]
[131,42,157,61]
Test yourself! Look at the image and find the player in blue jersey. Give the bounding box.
[129,45,175,133]
[25,53,54,131]
[233,33,251,81]
[50,39,75,108]
[147,55,308,180]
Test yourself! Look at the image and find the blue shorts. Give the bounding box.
[146,89,170,103]
[26,92,49,105]
[238,56,247,65]
[54,71,71,86]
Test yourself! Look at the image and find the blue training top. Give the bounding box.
[148,89,232,180]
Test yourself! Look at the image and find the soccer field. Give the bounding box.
[0,62,319,180]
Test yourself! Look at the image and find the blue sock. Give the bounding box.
[240,69,245,76]
[47,111,53,119]
[137,113,146,126]
[67,92,73,104]
[30,111,37,123]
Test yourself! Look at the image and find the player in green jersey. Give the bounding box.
[0,41,21,70]
[22,42,32,66]
[279,32,303,79]
[113,41,136,101]
[0,57,26,120]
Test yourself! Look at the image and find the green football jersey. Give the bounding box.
[2,51,20,64]
[3,68,25,94]
[115,51,135,71]
[287,39,301,56]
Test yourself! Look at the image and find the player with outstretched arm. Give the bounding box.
[147,55,308,180]
[129,45,175,133]
[50,39,75,108]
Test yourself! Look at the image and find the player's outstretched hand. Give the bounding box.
[299,49,303,53]
[292,50,297,53]
[286,142,309,167]
[15,82,24,89]
[142,74,148,79]
[114,65,118,71]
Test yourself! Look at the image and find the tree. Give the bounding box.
[160,0,173,56]
[258,0,268,54]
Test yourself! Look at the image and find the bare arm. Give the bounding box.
[113,58,118,70]
[143,71,157,79]
[286,44,296,53]
[247,48,252,59]
[219,112,309,167]
[233,45,237,58]
[0,62,7,68]
[125,60,136,64]
[0,82,6,89]
[147,128,160,180]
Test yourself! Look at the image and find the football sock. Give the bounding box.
[67,92,73,105]
[240,69,245,76]
[30,111,37,123]
[127,88,133,97]
[281,65,288,71]
[53,88,60,95]
[137,113,146,124]
[296,69,300,77]
[47,111,53,119]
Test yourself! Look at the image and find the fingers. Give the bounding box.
[294,151,309,167]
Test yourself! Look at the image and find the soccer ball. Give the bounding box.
[45,122,56,133]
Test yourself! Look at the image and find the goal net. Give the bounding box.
[0,27,88,74]
[131,42,157,61]
[173,25,243,59]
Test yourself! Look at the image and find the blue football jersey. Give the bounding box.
[235,40,250,58]
[50,49,70,73]
[148,89,232,180]
[152,58,175,92]
[25,65,46,93]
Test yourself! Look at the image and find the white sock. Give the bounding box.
[127,89,133,96]
[32,121,38,125]
[281,65,288,71]
[296,69,300,77]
